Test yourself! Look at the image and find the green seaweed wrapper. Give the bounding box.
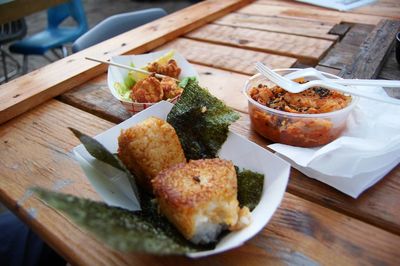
[32,166,263,255]
[236,168,264,211]
[167,79,240,160]
[33,187,207,254]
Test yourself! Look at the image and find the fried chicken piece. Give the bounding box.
[130,76,163,103]
[147,59,181,79]
[118,117,186,191]
[160,77,183,100]
[152,158,251,244]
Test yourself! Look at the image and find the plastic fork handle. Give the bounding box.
[306,80,400,105]
[284,69,400,88]
[332,79,400,88]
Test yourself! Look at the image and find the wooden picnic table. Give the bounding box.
[0,0,68,24]
[1,0,400,265]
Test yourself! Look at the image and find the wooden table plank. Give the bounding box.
[157,38,297,75]
[319,21,400,99]
[214,12,338,40]
[379,49,400,81]
[256,0,400,19]
[350,0,400,19]
[56,75,132,124]
[1,99,400,265]
[185,24,333,64]
[58,63,250,120]
[328,23,352,39]
[319,24,374,70]
[0,0,252,125]
[238,2,390,25]
[340,20,400,79]
[0,0,67,24]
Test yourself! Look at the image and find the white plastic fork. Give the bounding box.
[284,68,400,88]
[255,62,400,105]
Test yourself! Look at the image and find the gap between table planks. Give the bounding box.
[58,59,400,236]
[0,0,253,125]
[214,12,338,41]
[1,99,400,265]
[156,38,297,75]
[185,24,334,65]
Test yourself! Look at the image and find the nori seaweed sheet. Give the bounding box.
[236,167,264,211]
[167,79,240,160]
[33,187,209,254]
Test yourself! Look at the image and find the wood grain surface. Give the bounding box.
[214,12,338,40]
[319,24,374,70]
[1,100,400,266]
[185,24,333,64]
[340,20,400,79]
[156,38,297,75]
[0,0,252,125]
[0,0,67,24]
[243,1,393,25]
[319,21,400,99]
[256,0,400,19]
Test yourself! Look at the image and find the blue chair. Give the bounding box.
[72,8,167,53]
[9,0,88,73]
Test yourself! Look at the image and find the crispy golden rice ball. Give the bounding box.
[118,117,186,191]
[152,158,251,244]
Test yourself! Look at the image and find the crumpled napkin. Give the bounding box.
[268,86,400,198]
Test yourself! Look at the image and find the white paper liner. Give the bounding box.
[269,86,400,198]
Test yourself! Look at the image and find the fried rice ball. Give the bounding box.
[118,117,186,191]
[152,158,251,244]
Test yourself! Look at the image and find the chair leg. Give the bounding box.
[43,54,54,63]
[51,47,68,59]
[22,55,28,74]
[61,46,68,57]
[51,49,62,59]
[1,47,9,83]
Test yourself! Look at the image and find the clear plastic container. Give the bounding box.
[243,69,358,147]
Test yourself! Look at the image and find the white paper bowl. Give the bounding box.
[107,50,199,114]
[73,101,291,257]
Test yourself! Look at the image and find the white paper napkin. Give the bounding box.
[269,86,400,198]
[296,0,376,11]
